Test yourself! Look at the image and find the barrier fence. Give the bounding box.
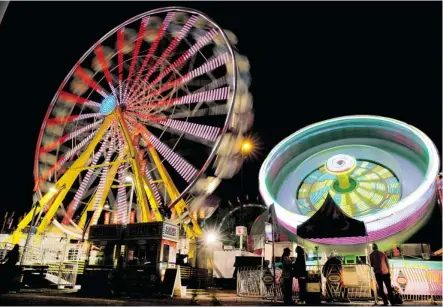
[237,264,442,304]
[0,242,85,289]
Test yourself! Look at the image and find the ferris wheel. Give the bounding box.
[216,196,267,233]
[10,7,253,244]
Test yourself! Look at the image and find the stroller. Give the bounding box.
[392,286,404,305]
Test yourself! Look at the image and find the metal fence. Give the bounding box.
[0,241,85,289]
[237,264,442,304]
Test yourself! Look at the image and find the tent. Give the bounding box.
[296,193,367,240]
[295,194,377,303]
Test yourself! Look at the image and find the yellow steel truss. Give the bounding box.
[115,109,151,223]
[10,115,115,244]
[132,121,203,241]
[8,107,200,245]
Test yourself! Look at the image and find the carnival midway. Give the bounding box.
[0,6,442,306]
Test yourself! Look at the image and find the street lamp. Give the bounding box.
[241,140,253,154]
[205,232,217,245]
[194,231,218,288]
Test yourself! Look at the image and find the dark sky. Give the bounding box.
[0,1,441,248]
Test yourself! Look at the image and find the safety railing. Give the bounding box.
[0,242,85,289]
[237,263,442,304]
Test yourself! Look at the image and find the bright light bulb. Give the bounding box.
[205,232,217,244]
[125,175,133,183]
[241,140,253,153]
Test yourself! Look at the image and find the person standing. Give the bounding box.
[281,247,293,305]
[0,244,20,292]
[370,243,394,306]
[293,246,307,304]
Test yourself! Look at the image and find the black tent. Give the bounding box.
[296,193,367,240]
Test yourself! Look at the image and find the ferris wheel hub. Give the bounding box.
[100,95,117,115]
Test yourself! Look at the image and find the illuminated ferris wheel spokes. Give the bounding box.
[7,7,254,245]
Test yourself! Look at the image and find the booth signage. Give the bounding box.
[236,226,247,236]
[127,223,162,238]
[163,223,179,241]
[389,260,442,297]
[89,225,122,240]
[262,272,274,288]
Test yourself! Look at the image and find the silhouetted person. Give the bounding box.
[2,244,20,268]
[292,246,307,304]
[109,256,127,295]
[0,244,20,292]
[281,247,293,305]
[370,244,394,306]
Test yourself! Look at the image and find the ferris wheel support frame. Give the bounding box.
[82,152,125,234]
[115,109,152,223]
[9,107,205,244]
[10,115,114,244]
[128,117,204,240]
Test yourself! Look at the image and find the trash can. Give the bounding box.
[306,274,321,305]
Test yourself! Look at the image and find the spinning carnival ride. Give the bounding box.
[259,116,440,251]
[7,7,254,245]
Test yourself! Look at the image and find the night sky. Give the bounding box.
[0,2,441,248]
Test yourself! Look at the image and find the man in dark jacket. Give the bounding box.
[281,247,293,305]
[292,246,307,304]
[370,244,394,306]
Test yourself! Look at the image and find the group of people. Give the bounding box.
[281,246,307,305]
[279,243,399,306]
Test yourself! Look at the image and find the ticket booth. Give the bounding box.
[87,224,124,267]
[124,222,179,281]
[80,222,179,295]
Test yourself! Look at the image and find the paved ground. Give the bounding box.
[0,290,440,306]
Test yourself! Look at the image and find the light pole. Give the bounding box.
[239,139,253,250]
[125,174,135,225]
[195,232,218,288]
[20,200,40,266]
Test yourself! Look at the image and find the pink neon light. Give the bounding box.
[122,16,150,103]
[158,119,220,142]
[127,13,175,100]
[94,45,118,99]
[57,91,100,108]
[73,67,107,98]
